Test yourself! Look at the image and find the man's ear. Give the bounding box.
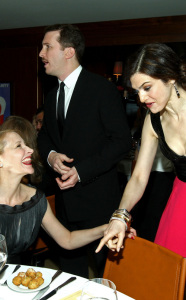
[65,47,75,59]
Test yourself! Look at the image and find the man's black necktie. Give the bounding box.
[57,82,65,130]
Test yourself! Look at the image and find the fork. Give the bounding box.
[1,264,21,285]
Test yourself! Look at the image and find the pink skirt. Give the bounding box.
[154,177,186,257]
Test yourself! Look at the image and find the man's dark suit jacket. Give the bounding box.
[38,69,132,223]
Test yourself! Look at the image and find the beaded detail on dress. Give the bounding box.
[151,112,186,182]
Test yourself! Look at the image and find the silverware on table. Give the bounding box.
[0,264,9,276]
[39,276,76,300]
[32,269,63,300]
[2,264,21,285]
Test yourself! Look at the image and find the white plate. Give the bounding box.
[7,266,52,293]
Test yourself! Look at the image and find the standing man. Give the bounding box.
[38,24,132,278]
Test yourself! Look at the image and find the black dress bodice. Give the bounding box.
[0,189,47,261]
[151,112,186,182]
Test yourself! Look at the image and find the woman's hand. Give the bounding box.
[95,220,136,253]
[126,227,137,239]
[95,220,126,253]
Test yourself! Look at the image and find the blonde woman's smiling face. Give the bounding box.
[0,132,34,176]
[130,73,173,113]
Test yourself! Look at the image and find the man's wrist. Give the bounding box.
[74,166,81,182]
[47,150,56,166]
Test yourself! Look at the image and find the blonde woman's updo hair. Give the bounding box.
[0,129,15,155]
[126,43,186,90]
[0,116,43,184]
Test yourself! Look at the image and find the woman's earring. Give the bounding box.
[173,83,180,98]
[0,163,3,168]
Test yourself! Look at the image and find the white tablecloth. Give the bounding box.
[0,264,134,300]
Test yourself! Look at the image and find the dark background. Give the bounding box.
[0,16,186,122]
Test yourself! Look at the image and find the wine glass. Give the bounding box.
[80,278,118,300]
[0,235,8,272]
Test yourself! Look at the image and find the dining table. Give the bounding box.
[0,264,135,300]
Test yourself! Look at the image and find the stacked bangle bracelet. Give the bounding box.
[110,209,132,231]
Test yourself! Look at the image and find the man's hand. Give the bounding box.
[56,166,79,190]
[48,152,74,175]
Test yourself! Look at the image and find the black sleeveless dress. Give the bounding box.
[151,113,186,256]
[0,189,47,262]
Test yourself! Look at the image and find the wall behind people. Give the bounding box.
[0,16,186,121]
[0,46,43,121]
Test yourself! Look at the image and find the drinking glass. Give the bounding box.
[80,278,118,300]
[0,235,8,271]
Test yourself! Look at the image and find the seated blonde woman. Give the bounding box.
[0,129,107,263]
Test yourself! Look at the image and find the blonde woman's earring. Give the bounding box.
[0,163,3,168]
[173,83,180,98]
